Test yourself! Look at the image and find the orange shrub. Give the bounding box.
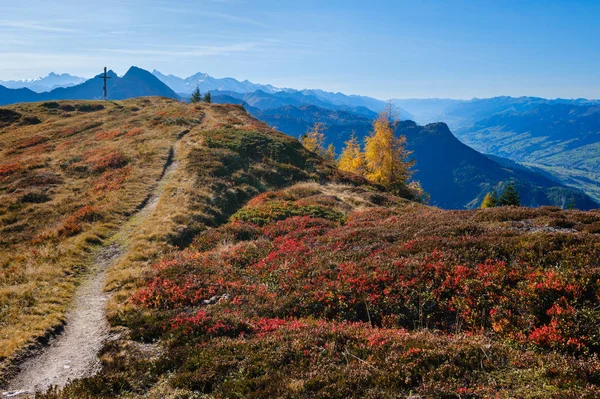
[0,163,21,177]
[13,135,48,150]
[58,205,103,237]
[125,128,143,137]
[94,166,132,192]
[82,148,130,173]
[95,130,122,141]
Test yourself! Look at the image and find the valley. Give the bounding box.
[395,97,600,203]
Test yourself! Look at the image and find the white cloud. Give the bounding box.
[90,41,272,58]
[0,20,79,33]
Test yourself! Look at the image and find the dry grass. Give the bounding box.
[0,97,202,376]
[103,103,363,324]
[0,97,397,391]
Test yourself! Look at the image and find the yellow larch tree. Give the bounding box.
[301,122,326,155]
[364,103,413,193]
[338,132,366,175]
[323,143,336,163]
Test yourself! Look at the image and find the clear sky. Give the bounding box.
[1,0,599,99]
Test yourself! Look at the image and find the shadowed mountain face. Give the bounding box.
[0,67,179,105]
[394,97,600,202]
[248,105,597,210]
[0,86,39,105]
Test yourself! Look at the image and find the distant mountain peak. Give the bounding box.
[0,66,179,104]
[0,72,87,93]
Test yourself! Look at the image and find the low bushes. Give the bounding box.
[109,186,600,397]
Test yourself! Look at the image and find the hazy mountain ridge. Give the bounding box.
[0,67,179,105]
[0,72,86,93]
[152,70,282,95]
[155,70,411,116]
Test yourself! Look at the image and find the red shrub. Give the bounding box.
[94,166,132,192]
[125,128,143,137]
[0,163,21,177]
[95,130,122,141]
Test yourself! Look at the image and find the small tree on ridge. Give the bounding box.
[498,182,520,206]
[190,86,201,103]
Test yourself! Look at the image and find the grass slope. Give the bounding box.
[3,98,600,397]
[0,97,195,376]
[0,97,362,385]
[49,183,600,398]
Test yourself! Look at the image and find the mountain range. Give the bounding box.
[248,105,597,209]
[0,66,598,209]
[152,70,282,95]
[0,72,86,93]
[0,67,178,105]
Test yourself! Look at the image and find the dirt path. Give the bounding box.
[2,141,183,398]
[3,245,119,396]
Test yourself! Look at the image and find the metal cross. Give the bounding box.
[97,67,111,100]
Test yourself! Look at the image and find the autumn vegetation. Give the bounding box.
[0,97,206,381]
[1,98,600,398]
[48,181,600,398]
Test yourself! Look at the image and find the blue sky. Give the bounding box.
[1,0,599,99]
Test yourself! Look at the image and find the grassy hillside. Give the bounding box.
[2,98,600,397]
[0,97,192,374]
[0,97,361,384]
[48,184,600,398]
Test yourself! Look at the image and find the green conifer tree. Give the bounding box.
[498,182,520,206]
[203,91,212,103]
[190,86,201,103]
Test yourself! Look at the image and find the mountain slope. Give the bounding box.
[400,121,596,209]
[0,67,180,105]
[2,98,600,398]
[0,98,365,385]
[251,105,597,209]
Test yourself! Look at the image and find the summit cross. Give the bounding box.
[97,67,111,100]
